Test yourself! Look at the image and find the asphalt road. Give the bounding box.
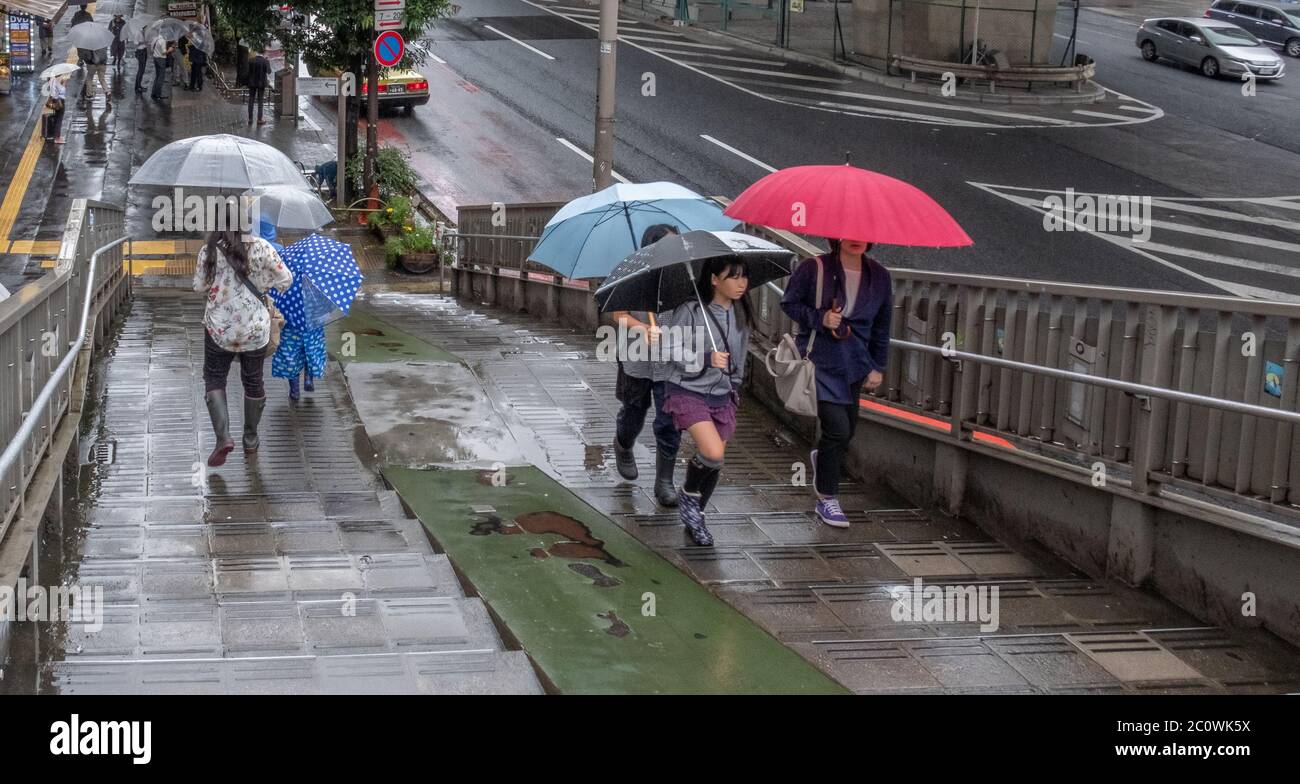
[324,0,1300,299]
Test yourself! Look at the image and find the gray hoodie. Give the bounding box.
[661,299,750,401]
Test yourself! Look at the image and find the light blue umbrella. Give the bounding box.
[272,234,363,330]
[527,182,738,279]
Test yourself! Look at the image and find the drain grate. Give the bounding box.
[86,440,116,465]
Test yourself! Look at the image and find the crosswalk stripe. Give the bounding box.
[695,64,847,83]
[1071,109,1142,121]
[1148,199,1300,232]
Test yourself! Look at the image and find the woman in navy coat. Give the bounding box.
[780,239,892,528]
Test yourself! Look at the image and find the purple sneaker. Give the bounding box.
[815,497,850,529]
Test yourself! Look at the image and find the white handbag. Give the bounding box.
[764,257,825,418]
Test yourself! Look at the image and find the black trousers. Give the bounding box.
[248,86,264,122]
[203,331,266,397]
[150,57,166,99]
[134,52,147,90]
[190,61,204,91]
[614,365,680,457]
[815,377,865,497]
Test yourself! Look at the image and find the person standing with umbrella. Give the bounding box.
[193,230,293,467]
[44,74,69,145]
[725,162,972,528]
[149,32,173,103]
[134,38,149,94]
[247,49,271,125]
[779,240,892,528]
[188,40,208,92]
[608,223,681,507]
[660,257,755,546]
[109,14,126,67]
[39,18,54,58]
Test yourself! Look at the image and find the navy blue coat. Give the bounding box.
[780,254,893,404]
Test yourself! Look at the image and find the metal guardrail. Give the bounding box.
[453,198,1300,522]
[0,201,126,540]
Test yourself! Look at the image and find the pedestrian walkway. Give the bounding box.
[338,284,1300,693]
[5,289,542,694]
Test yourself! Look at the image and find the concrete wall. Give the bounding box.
[854,0,1057,64]
[844,414,1300,649]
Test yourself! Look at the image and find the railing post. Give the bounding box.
[1131,305,1177,494]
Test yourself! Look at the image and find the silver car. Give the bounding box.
[1136,16,1287,79]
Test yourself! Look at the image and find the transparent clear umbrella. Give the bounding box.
[142,16,191,42]
[129,134,312,190]
[122,15,158,44]
[244,185,335,230]
[67,22,115,50]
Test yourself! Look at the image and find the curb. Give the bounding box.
[616,4,1107,106]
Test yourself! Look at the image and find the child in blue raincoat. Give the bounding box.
[259,218,328,401]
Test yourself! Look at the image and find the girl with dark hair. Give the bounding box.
[780,239,893,528]
[660,257,753,545]
[193,230,293,467]
[608,223,681,506]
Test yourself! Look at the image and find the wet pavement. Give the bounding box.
[346,285,1300,693]
[2,290,543,694]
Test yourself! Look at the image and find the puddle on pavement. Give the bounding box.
[470,510,625,567]
[343,361,527,468]
[597,611,630,638]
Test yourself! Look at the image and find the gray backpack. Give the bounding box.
[764,257,824,418]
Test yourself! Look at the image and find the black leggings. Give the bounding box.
[203,331,266,397]
[815,377,865,497]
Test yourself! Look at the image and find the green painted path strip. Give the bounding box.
[385,464,846,694]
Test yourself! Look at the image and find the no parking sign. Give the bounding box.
[374,30,404,68]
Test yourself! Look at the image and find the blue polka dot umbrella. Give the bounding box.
[272,234,363,330]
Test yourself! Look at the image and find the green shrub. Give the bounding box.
[346,146,419,202]
[368,195,413,231]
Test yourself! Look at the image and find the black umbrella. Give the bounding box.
[595,230,795,352]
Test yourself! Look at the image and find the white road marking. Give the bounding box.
[699,134,777,172]
[483,24,557,60]
[1117,104,1156,113]
[652,49,788,66]
[812,99,999,127]
[1138,242,1300,278]
[727,79,1079,125]
[1072,109,1144,121]
[1149,199,1300,232]
[699,64,847,83]
[1052,33,1097,46]
[555,137,630,182]
[620,35,732,50]
[969,182,1300,300]
[428,52,447,64]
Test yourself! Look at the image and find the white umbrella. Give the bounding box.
[244,185,335,230]
[40,63,80,80]
[130,134,312,190]
[95,0,137,14]
[122,15,157,44]
[143,17,190,42]
[68,22,115,50]
[185,22,215,55]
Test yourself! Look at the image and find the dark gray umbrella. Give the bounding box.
[594,230,794,349]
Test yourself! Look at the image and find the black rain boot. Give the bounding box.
[698,462,722,511]
[679,456,718,546]
[243,395,266,453]
[205,390,235,467]
[654,452,678,507]
[613,436,638,481]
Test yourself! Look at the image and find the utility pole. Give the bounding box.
[592,0,618,191]
[364,33,380,198]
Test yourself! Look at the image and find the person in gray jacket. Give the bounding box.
[609,223,681,506]
[660,256,753,546]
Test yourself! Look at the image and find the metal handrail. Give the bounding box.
[763,277,1300,425]
[0,236,131,480]
[889,339,1300,427]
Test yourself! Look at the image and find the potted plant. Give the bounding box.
[367,194,413,242]
[383,225,441,274]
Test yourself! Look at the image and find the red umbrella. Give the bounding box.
[724,164,973,247]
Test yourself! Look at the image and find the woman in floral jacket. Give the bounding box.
[193,230,293,467]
